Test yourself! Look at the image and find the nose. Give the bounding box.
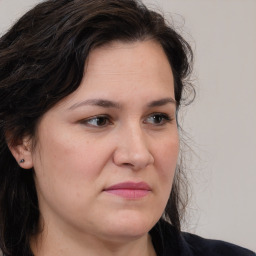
[113,124,154,170]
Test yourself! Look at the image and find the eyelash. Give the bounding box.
[80,115,113,127]
[144,113,173,126]
[80,113,173,128]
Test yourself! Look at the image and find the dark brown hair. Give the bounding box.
[0,0,193,255]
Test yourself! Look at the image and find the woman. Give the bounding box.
[0,0,255,255]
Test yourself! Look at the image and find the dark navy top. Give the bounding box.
[150,219,256,256]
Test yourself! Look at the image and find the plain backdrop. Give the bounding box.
[0,0,255,252]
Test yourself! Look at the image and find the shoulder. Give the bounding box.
[182,231,256,256]
[150,219,256,256]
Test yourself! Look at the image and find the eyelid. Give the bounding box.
[144,112,174,125]
[80,114,113,127]
[79,112,174,128]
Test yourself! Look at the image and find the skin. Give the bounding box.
[11,40,179,256]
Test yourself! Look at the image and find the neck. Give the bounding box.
[31,225,156,256]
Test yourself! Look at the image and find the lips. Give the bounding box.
[104,182,151,199]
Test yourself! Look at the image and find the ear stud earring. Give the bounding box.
[19,159,25,163]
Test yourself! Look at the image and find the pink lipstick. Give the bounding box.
[104,182,151,199]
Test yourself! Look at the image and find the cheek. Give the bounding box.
[153,134,179,202]
[156,136,179,177]
[31,130,113,219]
[146,136,179,220]
[32,125,115,200]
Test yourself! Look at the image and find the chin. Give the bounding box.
[99,211,159,241]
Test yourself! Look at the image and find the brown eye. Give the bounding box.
[145,113,171,125]
[82,116,111,127]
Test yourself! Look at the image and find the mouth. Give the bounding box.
[103,182,151,199]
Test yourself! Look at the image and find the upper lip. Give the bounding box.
[104,182,151,191]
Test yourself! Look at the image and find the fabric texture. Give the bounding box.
[149,219,256,256]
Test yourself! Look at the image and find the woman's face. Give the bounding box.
[30,40,179,242]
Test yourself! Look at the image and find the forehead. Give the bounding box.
[86,40,171,74]
[56,40,175,110]
[81,40,174,93]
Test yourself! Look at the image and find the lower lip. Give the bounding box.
[104,189,150,199]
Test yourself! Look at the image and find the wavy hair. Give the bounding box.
[0,0,193,255]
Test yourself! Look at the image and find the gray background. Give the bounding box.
[0,0,255,252]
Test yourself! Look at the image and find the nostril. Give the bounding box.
[123,162,132,166]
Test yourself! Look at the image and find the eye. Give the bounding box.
[144,113,172,126]
[81,115,112,127]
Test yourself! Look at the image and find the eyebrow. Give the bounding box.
[147,97,177,107]
[68,99,121,110]
[68,97,176,110]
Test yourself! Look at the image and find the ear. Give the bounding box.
[8,136,34,169]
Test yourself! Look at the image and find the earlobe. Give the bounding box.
[8,137,34,169]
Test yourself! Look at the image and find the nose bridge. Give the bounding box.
[126,121,147,152]
[113,119,154,169]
